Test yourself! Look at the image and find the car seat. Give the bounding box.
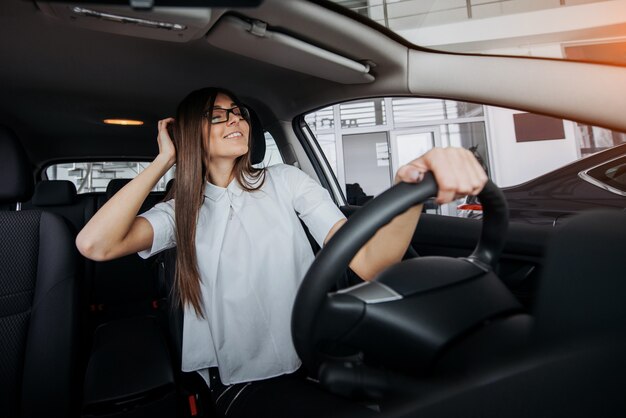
[0,125,80,418]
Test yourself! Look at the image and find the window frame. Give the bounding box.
[579,154,626,196]
[293,116,347,206]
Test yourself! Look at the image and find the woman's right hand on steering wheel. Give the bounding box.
[157,118,177,167]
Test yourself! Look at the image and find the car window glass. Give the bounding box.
[305,97,490,216]
[257,131,284,168]
[586,157,626,193]
[45,162,176,194]
[46,131,283,193]
[304,97,626,217]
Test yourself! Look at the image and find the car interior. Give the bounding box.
[1,0,626,417]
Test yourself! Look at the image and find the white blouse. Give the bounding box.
[138,164,346,386]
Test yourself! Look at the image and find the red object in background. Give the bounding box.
[188,395,198,416]
[457,203,483,211]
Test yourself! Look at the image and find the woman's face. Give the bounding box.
[204,92,250,162]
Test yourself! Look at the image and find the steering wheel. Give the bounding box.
[292,173,521,392]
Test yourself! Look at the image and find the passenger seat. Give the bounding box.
[0,125,80,417]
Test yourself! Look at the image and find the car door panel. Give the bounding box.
[341,206,550,306]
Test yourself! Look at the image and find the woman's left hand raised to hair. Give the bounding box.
[394,147,488,205]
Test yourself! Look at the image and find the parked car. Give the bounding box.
[458,143,626,225]
[1,1,626,418]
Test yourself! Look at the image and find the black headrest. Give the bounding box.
[165,178,175,194]
[32,180,77,206]
[248,107,266,165]
[106,178,132,200]
[0,125,34,203]
[534,210,626,344]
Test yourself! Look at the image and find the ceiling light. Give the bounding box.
[71,6,186,31]
[103,119,144,126]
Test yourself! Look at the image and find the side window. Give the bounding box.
[46,132,282,193]
[304,98,490,216]
[258,131,284,168]
[45,162,175,193]
[304,97,626,217]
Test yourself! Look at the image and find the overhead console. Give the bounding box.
[205,15,375,84]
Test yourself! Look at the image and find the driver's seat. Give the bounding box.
[532,209,626,346]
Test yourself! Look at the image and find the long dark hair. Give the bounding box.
[167,87,265,317]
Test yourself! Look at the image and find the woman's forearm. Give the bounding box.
[348,147,488,281]
[76,154,173,260]
[349,204,422,281]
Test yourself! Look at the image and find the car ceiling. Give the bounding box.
[1,0,625,171]
[0,0,408,168]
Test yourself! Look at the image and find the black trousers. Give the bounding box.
[207,368,379,418]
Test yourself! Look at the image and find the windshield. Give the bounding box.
[328,0,626,66]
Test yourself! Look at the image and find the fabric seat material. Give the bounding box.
[0,125,80,418]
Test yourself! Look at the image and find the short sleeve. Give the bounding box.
[280,165,346,247]
[137,199,176,259]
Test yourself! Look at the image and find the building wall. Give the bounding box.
[486,106,580,187]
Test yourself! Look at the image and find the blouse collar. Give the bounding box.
[204,178,244,201]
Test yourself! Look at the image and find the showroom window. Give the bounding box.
[577,125,626,157]
[305,97,490,216]
[304,97,626,217]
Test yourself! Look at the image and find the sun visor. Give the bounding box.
[206,15,375,84]
[36,2,213,42]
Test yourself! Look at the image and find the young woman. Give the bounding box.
[76,87,487,417]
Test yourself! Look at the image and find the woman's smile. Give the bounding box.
[224,131,244,139]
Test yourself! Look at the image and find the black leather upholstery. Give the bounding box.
[165,178,175,194]
[0,126,79,418]
[383,210,626,417]
[83,317,175,410]
[533,209,626,344]
[248,106,266,165]
[24,181,94,235]
[105,178,130,200]
[82,183,177,415]
[106,178,164,213]
[89,179,161,320]
[0,126,33,203]
[395,340,626,418]
[31,180,76,206]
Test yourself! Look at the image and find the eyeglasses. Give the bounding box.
[204,106,250,124]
